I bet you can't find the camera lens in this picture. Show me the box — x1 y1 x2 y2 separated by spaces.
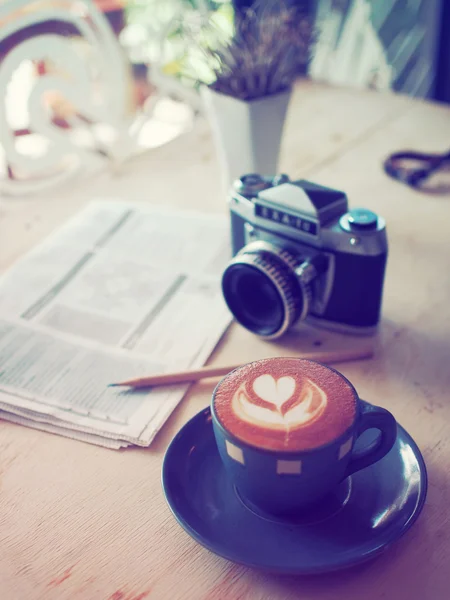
222 264 286 337
222 242 314 339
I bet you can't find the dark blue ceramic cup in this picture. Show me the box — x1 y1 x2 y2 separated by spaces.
211 359 397 515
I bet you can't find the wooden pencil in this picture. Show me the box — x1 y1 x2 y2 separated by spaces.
109 346 374 389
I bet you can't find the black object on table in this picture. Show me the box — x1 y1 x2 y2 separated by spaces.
384 149 450 189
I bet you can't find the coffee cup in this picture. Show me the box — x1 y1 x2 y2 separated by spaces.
211 357 397 514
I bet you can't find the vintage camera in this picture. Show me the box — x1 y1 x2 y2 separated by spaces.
222 173 388 338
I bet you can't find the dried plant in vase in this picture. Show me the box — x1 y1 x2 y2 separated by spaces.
184 0 315 190
199 0 314 100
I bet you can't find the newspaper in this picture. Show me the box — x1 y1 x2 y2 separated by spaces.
0 201 232 448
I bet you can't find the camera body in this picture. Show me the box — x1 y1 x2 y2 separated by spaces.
223 173 388 338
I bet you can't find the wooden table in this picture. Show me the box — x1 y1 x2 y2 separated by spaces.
1 81 449 599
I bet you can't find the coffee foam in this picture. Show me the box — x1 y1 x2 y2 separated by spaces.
213 358 357 452
233 375 327 429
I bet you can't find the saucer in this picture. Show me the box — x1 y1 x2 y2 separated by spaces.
162 407 427 574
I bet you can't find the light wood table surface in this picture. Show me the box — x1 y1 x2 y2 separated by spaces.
1 80 449 599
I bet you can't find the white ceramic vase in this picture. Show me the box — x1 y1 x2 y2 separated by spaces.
201 86 292 192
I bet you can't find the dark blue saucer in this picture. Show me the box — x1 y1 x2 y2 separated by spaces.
162 407 427 574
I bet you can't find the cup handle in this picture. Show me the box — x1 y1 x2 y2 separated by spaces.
344 400 397 478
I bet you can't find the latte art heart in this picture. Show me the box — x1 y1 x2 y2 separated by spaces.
252 375 296 409
232 372 328 431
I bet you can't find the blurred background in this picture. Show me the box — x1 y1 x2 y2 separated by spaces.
0 0 448 193
120 0 448 101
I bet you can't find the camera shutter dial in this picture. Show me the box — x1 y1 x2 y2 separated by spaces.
234 174 271 196
343 209 378 231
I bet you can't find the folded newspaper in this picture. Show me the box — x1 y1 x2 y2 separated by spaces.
0 201 232 448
